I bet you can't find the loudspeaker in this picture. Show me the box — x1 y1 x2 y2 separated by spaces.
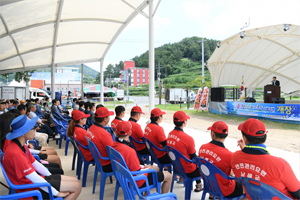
272 97 285 104
245 97 256 103
211 87 225 102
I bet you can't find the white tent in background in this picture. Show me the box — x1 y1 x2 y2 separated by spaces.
207 24 300 94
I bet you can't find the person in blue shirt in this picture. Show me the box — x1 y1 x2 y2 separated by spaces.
35 98 44 116
9 100 19 110
72 98 77 109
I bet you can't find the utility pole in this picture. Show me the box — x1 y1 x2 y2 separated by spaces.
156 62 162 105
108 74 112 88
199 39 206 84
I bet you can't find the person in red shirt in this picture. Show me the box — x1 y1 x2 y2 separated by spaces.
2 115 81 200
232 118 300 199
199 121 243 198
144 108 171 164
87 107 115 172
67 110 93 162
167 111 203 192
128 106 149 155
111 121 172 194
111 105 125 131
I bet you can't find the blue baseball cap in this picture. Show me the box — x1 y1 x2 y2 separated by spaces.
6 115 39 140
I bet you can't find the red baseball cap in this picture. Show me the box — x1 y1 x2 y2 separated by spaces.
173 111 190 122
95 107 114 118
71 110 90 121
151 108 166 117
207 121 228 134
131 106 145 114
238 118 267 137
116 121 132 136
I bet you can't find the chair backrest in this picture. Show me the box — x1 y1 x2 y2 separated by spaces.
143 137 164 164
111 160 144 200
239 177 292 200
193 157 230 197
164 146 193 178
73 137 88 161
86 137 108 172
104 127 116 142
128 136 140 151
105 145 129 170
86 118 94 127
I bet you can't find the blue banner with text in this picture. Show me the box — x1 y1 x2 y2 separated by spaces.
227 102 300 121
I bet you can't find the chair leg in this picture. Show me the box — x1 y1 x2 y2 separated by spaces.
93 168 98 194
59 135 62 149
65 138 70 156
77 157 82 180
109 176 113 184
99 173 108 200
185 180 193 200
114 181 119 200
170 173 176 192
201 190 207 200
82 162 89 187
72 149 77 171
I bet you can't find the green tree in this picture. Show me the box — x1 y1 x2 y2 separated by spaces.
14 71 35 83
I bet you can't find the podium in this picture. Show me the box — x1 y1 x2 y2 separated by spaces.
264 85 280 103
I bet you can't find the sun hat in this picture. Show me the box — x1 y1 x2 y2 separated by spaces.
6 115 39 140
151 108 166 117
207 121 228 134
131 106 145 114
20 100 25 103
238 118 267 137
94 107 114 118
173 111 190 122
72 110 90 121
115 121 132 136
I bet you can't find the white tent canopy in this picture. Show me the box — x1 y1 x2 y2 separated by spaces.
207 24 300 94
0 0 148 74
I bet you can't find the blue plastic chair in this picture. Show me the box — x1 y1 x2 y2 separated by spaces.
129 136 151 165
86 118 94 127
73 137 96 187
0 152 62 200
104 126 116 142
193 157 245 200
144 138 172 172
86 138 114 199
164 146 201 200
69 136 78 172
0 190 43 200
111 160 178 200
52 117 67 149
239 177 292 200
106 146 161 200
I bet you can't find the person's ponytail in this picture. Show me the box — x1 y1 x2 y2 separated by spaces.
67 119 76 137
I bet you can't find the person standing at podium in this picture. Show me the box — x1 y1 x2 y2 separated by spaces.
272 76 280 86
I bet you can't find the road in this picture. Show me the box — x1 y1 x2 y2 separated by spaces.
128 96 165 106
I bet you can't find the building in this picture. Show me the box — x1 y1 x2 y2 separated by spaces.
121 61 149 86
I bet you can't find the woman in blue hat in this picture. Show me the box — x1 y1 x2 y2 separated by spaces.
2 115 82 200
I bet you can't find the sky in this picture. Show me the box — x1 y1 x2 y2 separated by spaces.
85 0 300 72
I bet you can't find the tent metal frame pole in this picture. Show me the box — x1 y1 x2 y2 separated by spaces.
51 0 64 99
149 0 155 114
100 59 104 105
81 64 84 99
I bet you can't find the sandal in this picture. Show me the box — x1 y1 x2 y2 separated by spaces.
194 183 203 192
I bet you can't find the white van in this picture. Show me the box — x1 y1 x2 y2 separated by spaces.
29 87 51 101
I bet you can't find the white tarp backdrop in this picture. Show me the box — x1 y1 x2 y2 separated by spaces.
0 0 148 74
207 24 300 94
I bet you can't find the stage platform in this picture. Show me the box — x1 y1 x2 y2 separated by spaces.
210 100 300 124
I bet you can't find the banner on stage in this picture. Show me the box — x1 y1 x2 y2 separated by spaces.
227 102 300 121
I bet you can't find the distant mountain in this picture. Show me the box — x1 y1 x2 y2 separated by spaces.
35 64 98 79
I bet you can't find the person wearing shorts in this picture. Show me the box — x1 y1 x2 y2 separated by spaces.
2 115 81 200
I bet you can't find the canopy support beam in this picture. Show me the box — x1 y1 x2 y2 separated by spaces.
0 13 25 68
51 0 64 99
149 0 155 114
100 59 104 105
81 63 84 99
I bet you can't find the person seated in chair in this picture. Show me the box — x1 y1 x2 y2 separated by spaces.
199 121 243 198
35 98 44 116
232 118 300 199
84 102 95 126
87 107 115 172
144 108 171 164
67 110 93 162
128 106 148 155
112 121 172 194
111 105 125 131
2 115 81 200
78 101 85 112
167 111 203 192
9 100 19 110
